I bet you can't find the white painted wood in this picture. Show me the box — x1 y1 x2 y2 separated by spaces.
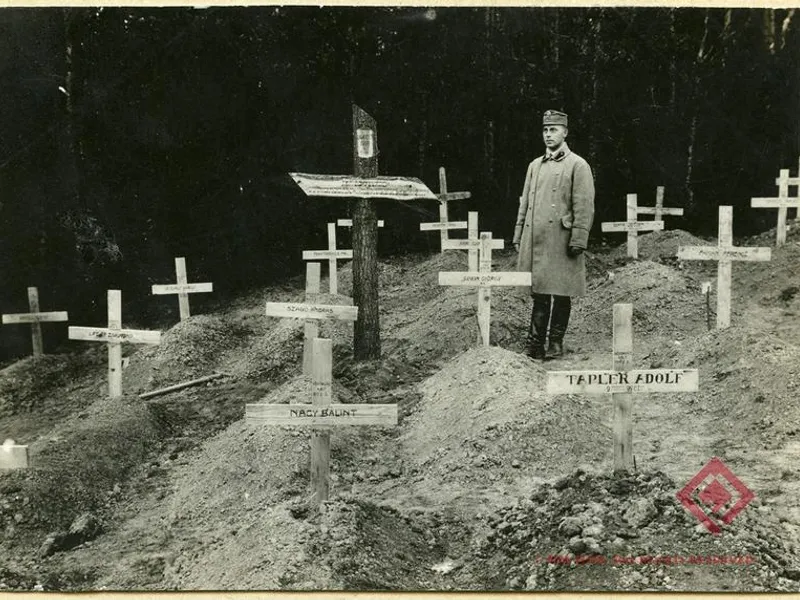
0 441 28 470
419 221 469 231
150 257 213 321
301 249 353 260
337 219 384 227
1 287 68 358
303 262 322 376
2 311 68 324
68 326 162 344
289 173 437 200
751 169 800 246
438 272 532 286
601 194 664 258
246 403 398 426
636 186 684 219
265 302 359 321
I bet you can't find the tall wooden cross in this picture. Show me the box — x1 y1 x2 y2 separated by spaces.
431 166 471 252
751 169 800 246
1 439 28 470
439 232 531 346
265 263 358 376
290 105 436 360
69 290 162 398
246 338 397 507
601 194 665 258
2 287 68 358
677 206 771 329
636 186 684 223
302 223 352 296
151 257 213 321
547 303 699 472
441 211 504 272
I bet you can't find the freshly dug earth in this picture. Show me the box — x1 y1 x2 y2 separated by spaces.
1 227 800 592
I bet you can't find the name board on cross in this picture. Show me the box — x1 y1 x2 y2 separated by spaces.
441 212 504 272
246 338 397 507
751 168 800 246
151 257 213 321
337 219 384 228
69 290 162 398
1 287 68 358
439 232 530 346
601 194 664 258
677 206 771 329
547 304 699 472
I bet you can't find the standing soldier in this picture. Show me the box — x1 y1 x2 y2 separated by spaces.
513 110 595 359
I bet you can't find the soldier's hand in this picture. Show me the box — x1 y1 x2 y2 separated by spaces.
567 246 584 258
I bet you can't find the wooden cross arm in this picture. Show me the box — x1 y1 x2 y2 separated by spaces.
265 302 359 321
245 403 398 426
601 221 665 232
546 369 699 394
151 283 213 295
439 271 532 287
302 250 353 260
751 197 800 209
68 326 162 344
337 219 384 227
420 221 468 231
2 311 68 324
677 246 771 262
441 239 505 251
637 207 684 216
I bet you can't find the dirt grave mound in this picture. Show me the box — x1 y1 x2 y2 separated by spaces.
607 229 712 264
466 468 799 592
400 346 611 487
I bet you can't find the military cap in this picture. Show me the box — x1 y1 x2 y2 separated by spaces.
543 110 568 127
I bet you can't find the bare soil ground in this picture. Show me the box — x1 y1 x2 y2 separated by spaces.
1 226 799 592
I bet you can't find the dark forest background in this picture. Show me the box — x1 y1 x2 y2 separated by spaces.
0 6 798 360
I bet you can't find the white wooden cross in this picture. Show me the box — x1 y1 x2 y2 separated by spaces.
636 186 684 223
602 194 665 258
151 257 213 321
2 287 68 358
265 266 358 376
677 206 771 329
441 211 504 272
246 337 397 507
302 223 353 295
337 218 384 228
419 168 470 251
1 439 29 470
439 232 531 346
751 169 800 246
547 303 699 472
69 290 162 398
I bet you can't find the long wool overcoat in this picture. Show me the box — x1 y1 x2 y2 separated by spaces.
513 143 595 296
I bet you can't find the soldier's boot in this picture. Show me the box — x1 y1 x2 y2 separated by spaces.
527 294 551 360
547 295 572 358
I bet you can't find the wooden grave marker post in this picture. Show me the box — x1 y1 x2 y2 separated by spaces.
151 257 213 321
429 166 472 252
439 232 531 346
636 186 684 223
547 303 700 472
2 287 68 358
69 290 162 398
677 206 771 329
246 338 398 507
302 223 352 296
1 439 29 470
265 269 359 376
601 194 665 258
290 104 436 361
442 211 504 272
751 169 800 246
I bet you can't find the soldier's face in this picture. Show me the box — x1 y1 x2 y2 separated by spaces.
543 125 567 150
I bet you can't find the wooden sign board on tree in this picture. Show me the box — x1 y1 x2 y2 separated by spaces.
677 206 771 329
151 257 213 321
1 440 29 470
751 169 800 246
246 338 398 507
289 173 437 201
601 194 664 258
69 290 161 398
2 287 68 358
546 303 699 472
